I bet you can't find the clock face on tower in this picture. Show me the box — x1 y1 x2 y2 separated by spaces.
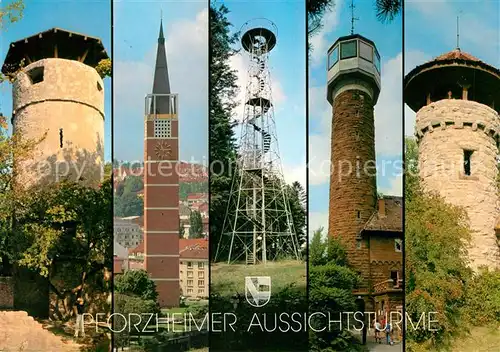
155 140 172 160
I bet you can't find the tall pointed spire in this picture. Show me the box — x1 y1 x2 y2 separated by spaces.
150 18 171 114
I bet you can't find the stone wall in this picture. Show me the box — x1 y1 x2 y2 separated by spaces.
12 58 105 188
416 99 500 269
328 89 377 289
0 277 14 308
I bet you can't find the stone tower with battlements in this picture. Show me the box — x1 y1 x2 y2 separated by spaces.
327 34 381 289
2 28 108 189
143 20 180 308
405 49 500 270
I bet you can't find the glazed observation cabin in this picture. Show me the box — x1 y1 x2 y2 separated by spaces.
326 34 381 105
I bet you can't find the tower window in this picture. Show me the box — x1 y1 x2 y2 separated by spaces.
97 81 103 92
395 239 402 252
27 66 44 84
390 271 399 286
356 239 362 249
356 210 361 219
464 150 473 176
59 128 63 148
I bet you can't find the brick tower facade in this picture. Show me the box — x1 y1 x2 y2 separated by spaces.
405 49 500 270
327 35 403 323
144 20 179 307
327 35 381 291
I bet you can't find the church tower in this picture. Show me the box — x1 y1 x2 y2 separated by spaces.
144 20 180 307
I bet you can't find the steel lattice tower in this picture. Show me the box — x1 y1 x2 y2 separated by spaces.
215 20 300 265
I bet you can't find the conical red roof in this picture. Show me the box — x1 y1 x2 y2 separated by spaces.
433 48 482 63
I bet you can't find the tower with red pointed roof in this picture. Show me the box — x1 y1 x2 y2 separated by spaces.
405 47 500 269
143 19 180 307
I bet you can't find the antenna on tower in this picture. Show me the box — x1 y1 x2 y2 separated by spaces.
456 10 462 50
350 0 359 35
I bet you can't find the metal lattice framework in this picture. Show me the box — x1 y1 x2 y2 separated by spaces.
215 20 300 265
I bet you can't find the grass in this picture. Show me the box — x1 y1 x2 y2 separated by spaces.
450 325 500 351
211 260 306 296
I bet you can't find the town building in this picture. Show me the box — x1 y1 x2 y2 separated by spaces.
114 216 143 248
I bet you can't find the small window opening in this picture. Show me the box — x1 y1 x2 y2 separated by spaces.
464 150 473 176
356 210 361 219
59 128 63 148
97 81 102 92
390 271 399 286
27 66 44 84
395 238 402 252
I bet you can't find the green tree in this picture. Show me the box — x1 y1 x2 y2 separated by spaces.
308 229 363 351
288 181 307 251
189 210 203 239
309 227 326 266
114 269 158 302
405 137 473 350
209 3 239 260
123 175 143 194
114 191 143 217
7 179 113 319
114 293 159 350
0 0 24 30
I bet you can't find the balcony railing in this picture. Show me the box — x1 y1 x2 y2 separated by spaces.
373 279 403 293
145 93 178 117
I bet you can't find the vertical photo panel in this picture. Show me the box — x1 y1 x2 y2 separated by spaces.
405 0 500 350
209 0 307 350
308 0 402 349
113 0 208 350
0 0 112 351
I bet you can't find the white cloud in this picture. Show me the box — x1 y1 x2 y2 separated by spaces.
374 53 403 156
308 211 329 237
309 0 344 67
379 173 403 197
282 160 306 188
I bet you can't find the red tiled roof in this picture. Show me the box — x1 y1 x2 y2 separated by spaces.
180 246 208 260
433 49 481 62
362 196 402 233
179 238 208 251
128 241 144 255
187 193 207 200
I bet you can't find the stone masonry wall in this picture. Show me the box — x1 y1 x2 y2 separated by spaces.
0 277 14 308
12 58 104 188
328 90 377 289
416 99 500 269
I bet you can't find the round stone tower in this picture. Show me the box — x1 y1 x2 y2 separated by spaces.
405 49 500 269
327 34 381 288
2 28 109 188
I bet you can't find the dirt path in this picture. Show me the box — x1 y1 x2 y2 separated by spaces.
0 311 81 352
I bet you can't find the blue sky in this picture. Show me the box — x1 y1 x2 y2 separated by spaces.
114 1 207 165
0 0 111 160
308 0 403 234
404 0 499 136
221 0 306 187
